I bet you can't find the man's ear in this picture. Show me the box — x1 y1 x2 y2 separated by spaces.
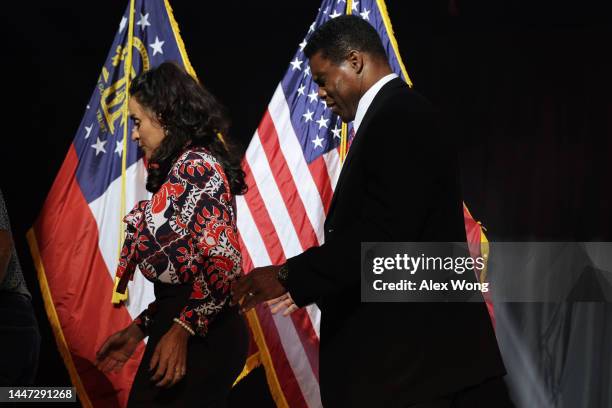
347 50 364 75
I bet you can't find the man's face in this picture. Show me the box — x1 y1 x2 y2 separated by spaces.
309 51 362 123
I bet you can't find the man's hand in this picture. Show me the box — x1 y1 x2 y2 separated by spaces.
149 322 190 388
95 323 144 373
231 265 287 313
267 293 298 316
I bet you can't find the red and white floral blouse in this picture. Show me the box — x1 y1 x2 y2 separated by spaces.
115 147 242 337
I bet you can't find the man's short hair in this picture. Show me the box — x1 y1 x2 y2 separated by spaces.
304 15 387 64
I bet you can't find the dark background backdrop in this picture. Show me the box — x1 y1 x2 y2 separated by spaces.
1 0 611 405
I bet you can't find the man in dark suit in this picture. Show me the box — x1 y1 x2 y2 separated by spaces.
232 15 512 408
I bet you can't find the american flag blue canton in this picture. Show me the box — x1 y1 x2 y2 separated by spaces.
72 0 188 204
281 0 408 164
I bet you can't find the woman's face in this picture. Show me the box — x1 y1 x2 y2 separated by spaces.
128 97 166 160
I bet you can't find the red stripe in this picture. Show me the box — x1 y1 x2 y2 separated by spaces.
238 234 255 274
238 238 309 408
307 155 334 214
34 145 144 408
241 161 285 265
258 111 319 249
257 304 309 408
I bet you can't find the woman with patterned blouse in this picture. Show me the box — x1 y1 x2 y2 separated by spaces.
95 62 248 407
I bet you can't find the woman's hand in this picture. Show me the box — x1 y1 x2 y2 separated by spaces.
267 292 298 316
95 323 144 373
149 322 191 388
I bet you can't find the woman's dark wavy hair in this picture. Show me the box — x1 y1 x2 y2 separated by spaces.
129 62 246 195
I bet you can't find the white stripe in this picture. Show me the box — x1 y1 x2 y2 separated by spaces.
272 312 322 407
322 147 342 192
245 132 303 259
305 304 321 338
236 195 270 268
268 85 326 245
88 159 154 319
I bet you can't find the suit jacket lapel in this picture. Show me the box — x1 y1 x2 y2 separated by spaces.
326 78 405 220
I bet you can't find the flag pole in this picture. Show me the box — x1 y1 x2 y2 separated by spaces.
339 0 354 163
120 0 136 252
114 0 136 303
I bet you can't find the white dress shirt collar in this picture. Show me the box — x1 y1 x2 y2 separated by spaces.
353 73 398 133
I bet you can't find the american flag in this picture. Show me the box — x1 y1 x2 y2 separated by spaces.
238 1 493 406
237 1 414 407
27 1 198 406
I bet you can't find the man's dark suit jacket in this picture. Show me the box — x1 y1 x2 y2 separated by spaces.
286 78 506 407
